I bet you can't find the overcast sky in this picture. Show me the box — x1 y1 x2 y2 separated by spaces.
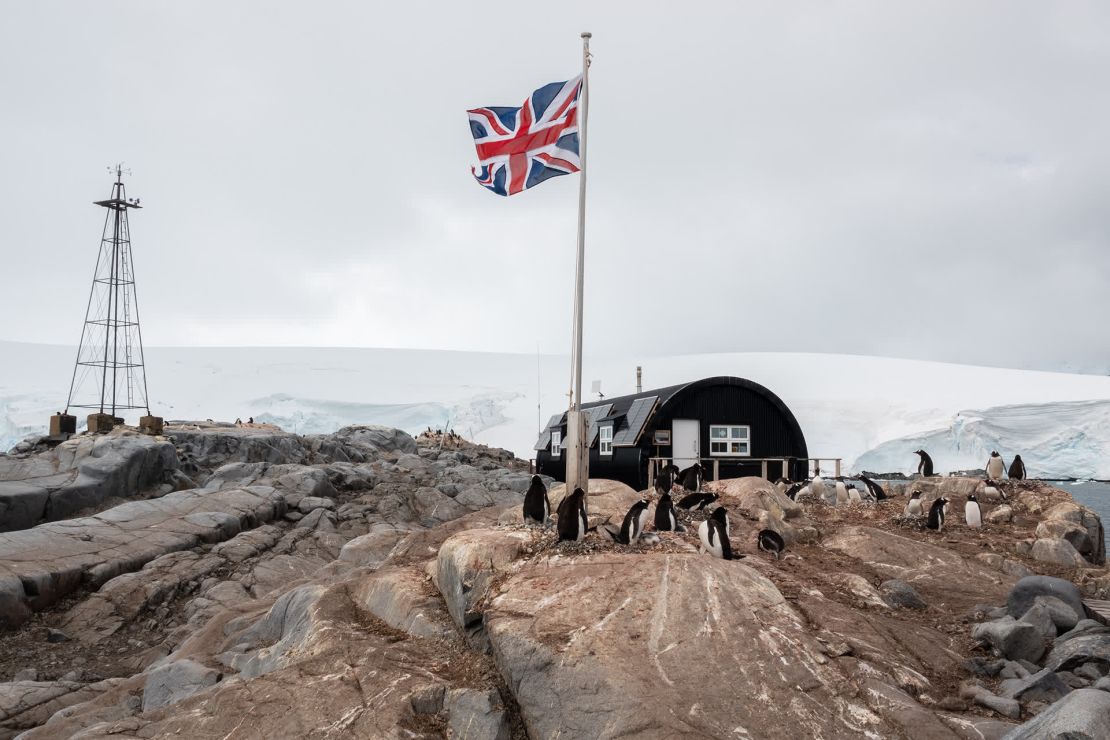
2 2 1108 372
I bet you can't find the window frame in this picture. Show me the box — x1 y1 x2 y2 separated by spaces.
550 430 562 458
599 425 613 456
708 424 751 457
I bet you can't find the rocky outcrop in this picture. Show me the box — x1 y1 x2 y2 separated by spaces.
0 431 180 532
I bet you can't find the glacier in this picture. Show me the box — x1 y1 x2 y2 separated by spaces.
3 341 1110 479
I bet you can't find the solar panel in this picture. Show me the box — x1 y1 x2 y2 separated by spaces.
533 413 565 451
613 396 658 446
584 404 613 446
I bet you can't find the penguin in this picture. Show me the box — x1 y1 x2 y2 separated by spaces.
1008 455 1027 480
784 481 806 501
904 490 923 517
926 497 949 531
856 474 888 501
834 480 849 504
676 492 719 510
965 493 983 529
757 529 786 560
522 475 550 525
847 485 862 503
556 487 589 542
678 463 705 492
698 507 737 560
914 450 935 477
655 464 680 495
792 484 813 503
810 476 828 502
986 451 1005 481
653 492 685 532
604 499 651 544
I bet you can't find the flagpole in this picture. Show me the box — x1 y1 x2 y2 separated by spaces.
567 31 591 509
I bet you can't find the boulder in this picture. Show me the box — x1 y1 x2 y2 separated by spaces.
444 688 510 740
1040 501 1105 565
1030 537 1087 568
959 683 1021 720
986 505 1014 524
1000 688 1110 739
1007 576 1086 623
296 496 336 513
972 617 1046 663
1043 633 1110 673
1019 602 1059 641
436 528 533 631
1033 595 1081 633
330 425 417 457
710 476 802 519
486 553 901 738
998 667 1071 704
880 580 927 610
142 659 220 711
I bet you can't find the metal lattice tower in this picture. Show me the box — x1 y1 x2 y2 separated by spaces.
64 166 151 417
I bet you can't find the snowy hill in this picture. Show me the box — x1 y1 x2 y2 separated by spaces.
4 341 1110 478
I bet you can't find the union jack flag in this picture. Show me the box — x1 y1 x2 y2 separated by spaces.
467 76 582 196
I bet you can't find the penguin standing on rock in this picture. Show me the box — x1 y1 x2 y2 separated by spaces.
556 488 589 542
905 491 924 517
1008 455 1027 480
811 476 828 502
654 492 685 532
857 474 888 501
604 499 651 544
698 507 739 560
522 475 550 525
926 498 949 531
986 452 1005 481
757 529 786 560
914 450 935 477
678 463 705 492
655 464 680 495
965 494 983 529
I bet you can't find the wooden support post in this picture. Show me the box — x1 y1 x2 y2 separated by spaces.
835 459 842 477
760 460 768 480
782 459 789 480
647 458 655 492
712 459 719 481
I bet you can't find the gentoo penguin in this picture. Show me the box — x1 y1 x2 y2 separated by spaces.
926 497 949 531
810 476 828 502
986 452 1005 481
676 491 719 510
678 463 705 492
604 499 651 544
757 529 786 560
655 464 681 495
556 487 589 542
522 475 550 525
1008 455 1027 480
847 484 862 503
914 450 935 477
653 492 685 532
698 507 736 560
904 491 924 517
784 481 806 501
834 480 849 504
793 484 813 503
856 474 888 501
965 494 983 529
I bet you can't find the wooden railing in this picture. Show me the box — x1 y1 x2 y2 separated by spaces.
647 456 842 490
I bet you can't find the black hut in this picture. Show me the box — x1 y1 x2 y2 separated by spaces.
534 376 809 491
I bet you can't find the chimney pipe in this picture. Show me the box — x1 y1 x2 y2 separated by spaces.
636 366 642 393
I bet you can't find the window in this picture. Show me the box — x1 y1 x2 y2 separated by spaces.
551 430 561 458
709 425 750 456
599 425 613 455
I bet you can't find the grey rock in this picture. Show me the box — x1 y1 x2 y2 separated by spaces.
331 425 417 457
13 668 37 681
1075 663 1106 681
999 667 1071 703
284 511 303 522
409 684 446 715
1095 676 1110 692
46 628 69 643
986 505 1014 524
1032 595 1081 634
1007 576 1087 624
1030 537 1087 568
295 508 338 532
960 683 1022 719
297 496 336 514
1000 688 1110 739
1058 670 1089 689
973 617 1047 663
998 661 1031 680
1043 633 1110 673
1020 602 1059 641
965 657 1007 677
445 688 510 740
142 658 220 711
1055 620 1110 648
880 579 927 610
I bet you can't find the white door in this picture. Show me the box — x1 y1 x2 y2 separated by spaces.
672 419 699 470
